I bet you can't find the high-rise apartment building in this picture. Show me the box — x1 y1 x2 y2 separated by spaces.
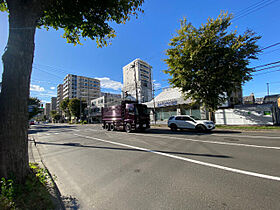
122 58 152 103
51 97 57 111
63 74 101 104
44 103 51 118
56 84 63 110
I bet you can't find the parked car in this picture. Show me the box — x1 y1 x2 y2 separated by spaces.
168 115 215 132
29 120 35 125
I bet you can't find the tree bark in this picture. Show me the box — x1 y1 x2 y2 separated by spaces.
0 0 42 183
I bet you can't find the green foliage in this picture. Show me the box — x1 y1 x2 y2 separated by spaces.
1 1 144 45
0 163 53 209
0 178 15 209
164 11 261 111
68 98 86 119
37 0 144 46
28 97 42 120
60 97 71 118
0 1 7 12
50 110 61 121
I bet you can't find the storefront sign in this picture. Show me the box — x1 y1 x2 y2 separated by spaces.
157 100 177 107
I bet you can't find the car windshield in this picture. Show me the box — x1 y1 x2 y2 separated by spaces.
190 116 200 120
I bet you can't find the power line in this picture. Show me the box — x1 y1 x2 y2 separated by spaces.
233 0 279 21
234 0 271 17
252 60 280 69
253 68 280 76
254 64 280 72
260 42 280 51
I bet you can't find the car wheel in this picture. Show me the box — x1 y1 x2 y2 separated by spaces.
125 123 132 133
196 124 206 132
170 124 177 131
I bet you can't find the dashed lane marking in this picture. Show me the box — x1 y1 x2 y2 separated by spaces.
74 133 280 182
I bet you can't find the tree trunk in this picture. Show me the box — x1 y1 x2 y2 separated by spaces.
0 1 40 183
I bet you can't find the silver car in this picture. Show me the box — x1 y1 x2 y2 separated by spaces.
168 115 215 132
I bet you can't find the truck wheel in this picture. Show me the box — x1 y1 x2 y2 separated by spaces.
104 124 109 130
110 124 115 131
107 124 111 131
125 123 132 133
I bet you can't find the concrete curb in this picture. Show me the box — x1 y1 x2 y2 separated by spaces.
29 138 65 210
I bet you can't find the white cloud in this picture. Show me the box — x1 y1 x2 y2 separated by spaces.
152 80 162 89
30 84 45 92
50 87 55 90
95 77 123 91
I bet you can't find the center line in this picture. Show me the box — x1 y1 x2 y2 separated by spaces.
74 133 280 182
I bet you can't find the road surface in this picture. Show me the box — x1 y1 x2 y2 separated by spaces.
29 124 280 209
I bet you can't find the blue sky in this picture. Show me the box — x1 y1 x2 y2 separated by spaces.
1 0 280 103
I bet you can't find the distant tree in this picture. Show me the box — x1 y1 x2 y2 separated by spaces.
28 97 42 120
68 98 87 120
0 0 144 182
50 110 61 122
60 97 70 119
164 12 261 118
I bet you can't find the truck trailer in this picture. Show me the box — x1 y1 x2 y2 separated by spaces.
101 100 150 132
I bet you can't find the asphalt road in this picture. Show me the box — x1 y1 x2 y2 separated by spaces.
29 124 280 210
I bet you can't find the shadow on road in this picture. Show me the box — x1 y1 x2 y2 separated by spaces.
35 141 232 159
28 125 77 134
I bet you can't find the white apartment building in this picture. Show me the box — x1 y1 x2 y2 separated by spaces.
56 84 63 111
91 92 122 108
63 74 101 104
122 58 152 103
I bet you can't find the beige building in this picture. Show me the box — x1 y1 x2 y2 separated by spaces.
122 58 152 103
44 103 51 119
51 97 57 111
56 84 63 111
63 74 101 104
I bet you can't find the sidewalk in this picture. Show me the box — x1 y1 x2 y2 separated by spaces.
28 137 65 210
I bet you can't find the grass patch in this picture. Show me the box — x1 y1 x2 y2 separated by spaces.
0 163 55 210
216 125 280 130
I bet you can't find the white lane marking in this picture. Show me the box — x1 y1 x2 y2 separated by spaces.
74 133 280 182
211 133 280 139
46 134 50 136
130 133 280 150
54 133 59 135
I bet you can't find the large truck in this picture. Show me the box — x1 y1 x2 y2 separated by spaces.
101 100 150 132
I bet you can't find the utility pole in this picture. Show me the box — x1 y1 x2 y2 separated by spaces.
152 82 156 125
131 62 138 103
79 97 82 121
267 83 270 96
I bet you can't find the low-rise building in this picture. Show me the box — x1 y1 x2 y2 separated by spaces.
144 87 206 122
263 94 280 104
88 93 122 122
